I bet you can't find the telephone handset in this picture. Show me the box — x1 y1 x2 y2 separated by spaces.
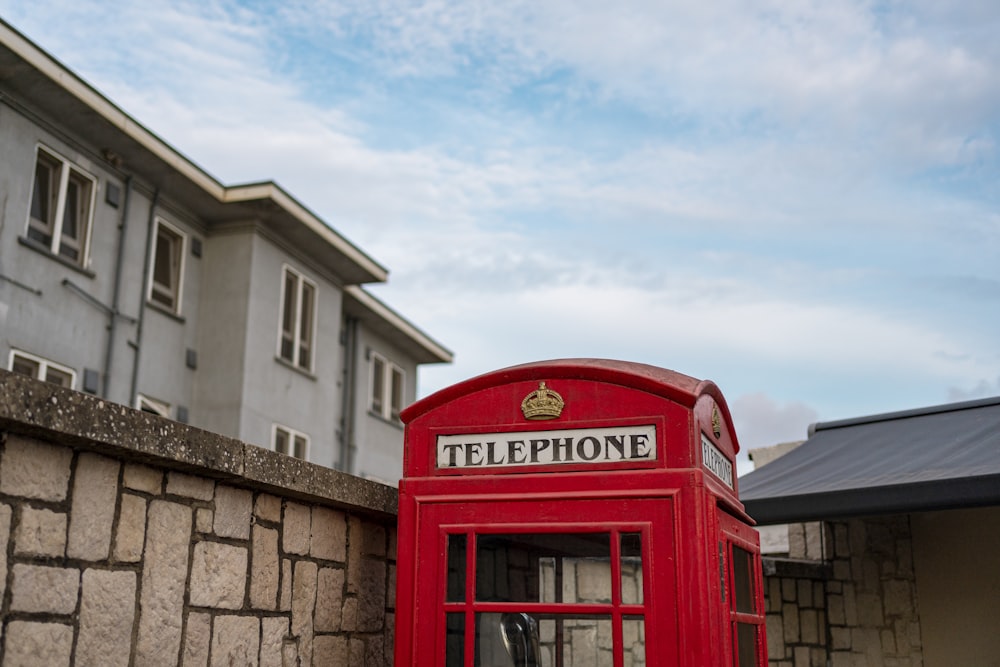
500 613 541 667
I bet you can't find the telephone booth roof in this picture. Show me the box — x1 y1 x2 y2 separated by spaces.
401 358 743 495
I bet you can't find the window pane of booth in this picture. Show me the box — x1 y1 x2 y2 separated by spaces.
620 532 643 605
623 616 647 667
446 613 465 667
476 613 615 667
476 533 611 603
448 533 467 602
732 546 754 614
736 622 758 667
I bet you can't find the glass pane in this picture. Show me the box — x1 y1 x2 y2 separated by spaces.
371 357 385 412
11 355 40 379
476 533 610 603
390 367 404 419
30 155 57 227
476 613 613 667
297 282 313 368
620 532 643 605
274 429 289 455
446 613 465 667
293 435 308 459
622 616 646 667
44 366 73 388
282 271 296 338
736 622 758 667
447 533 467 602
732 546 754 614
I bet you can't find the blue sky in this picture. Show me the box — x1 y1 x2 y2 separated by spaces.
4 1 998 472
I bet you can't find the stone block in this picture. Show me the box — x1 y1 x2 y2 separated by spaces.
283 501 311 555
766 614 786 659
884 580 913 618
136 500 192 665
166 471 215 500
362 521 387 557
251 525 280 609
315 567 346 632
782 578 797 602
311 506 347 561
214 485 252 539
77 569 137 667
195 507 213 534
291 560 318 666
782 603 800 643
68 452 120 560
857 592 885 626
255 493 282 523
189 541 248 609
10 563 80 614
211 615 260 667
15 506 67 557
260 616 288 667
0 503 10 601
123 463 163 494
182 612 211 667
3 621 73 667
313 635 349 664
0 434 73 500
800 609 819 644
114 494 147 562
280 558 293 611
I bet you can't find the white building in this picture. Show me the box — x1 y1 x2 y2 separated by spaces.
0 19 451 483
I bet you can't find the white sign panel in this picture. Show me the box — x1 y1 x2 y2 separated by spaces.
701 434 734 489
437 425 657 470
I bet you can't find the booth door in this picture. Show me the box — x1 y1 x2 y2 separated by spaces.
414 498 677 667
718 511 767 667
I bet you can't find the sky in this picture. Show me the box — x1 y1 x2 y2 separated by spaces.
3 1 998 473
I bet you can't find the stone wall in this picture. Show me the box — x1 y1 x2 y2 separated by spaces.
0 370 398 667
764 517 923 667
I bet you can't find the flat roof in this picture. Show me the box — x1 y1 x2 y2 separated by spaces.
740 396 1000 524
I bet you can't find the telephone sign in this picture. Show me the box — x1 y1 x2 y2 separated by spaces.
394 359 766 666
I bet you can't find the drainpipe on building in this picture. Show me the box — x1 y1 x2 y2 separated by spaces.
102 175 132 398
129 189 158 403
339 316 359 474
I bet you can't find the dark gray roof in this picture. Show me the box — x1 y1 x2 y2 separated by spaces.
739 396 1000 525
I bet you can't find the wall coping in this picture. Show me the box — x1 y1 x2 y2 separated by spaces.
0 370 399 519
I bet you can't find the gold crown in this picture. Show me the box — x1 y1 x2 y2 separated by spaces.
521 382 564 420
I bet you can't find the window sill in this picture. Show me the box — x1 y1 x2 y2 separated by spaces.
274 356 317 381
367 410 404 431
145 300 186 324
18 236 96 278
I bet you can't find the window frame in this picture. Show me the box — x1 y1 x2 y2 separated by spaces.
272 423 310 460
26 144 97 268
135 394 171 418
276 265 317 372
369 352 405 422
8 349 76 389
147 217 187 315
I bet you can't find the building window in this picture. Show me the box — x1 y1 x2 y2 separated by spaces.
148 219 186 313
273 424 309 460
278 266 316 371
27 146 96 266
370 353 405 421
8 350 75 388
136 394 171 418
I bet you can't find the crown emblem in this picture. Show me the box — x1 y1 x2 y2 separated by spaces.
521 382 565 420
711 406 722 439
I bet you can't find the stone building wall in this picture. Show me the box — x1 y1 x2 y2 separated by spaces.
0 370 398 667
764 516 923 667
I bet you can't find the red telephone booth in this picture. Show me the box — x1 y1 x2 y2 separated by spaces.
395 359 766 666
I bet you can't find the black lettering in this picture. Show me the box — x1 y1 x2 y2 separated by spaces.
486 441 504 465
629 433 650 459
441 443 463 467
464 442 483 467
551 437 573 462
577 436 601 461
605 434 626 459
529 439 550 463
507 440 527 464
